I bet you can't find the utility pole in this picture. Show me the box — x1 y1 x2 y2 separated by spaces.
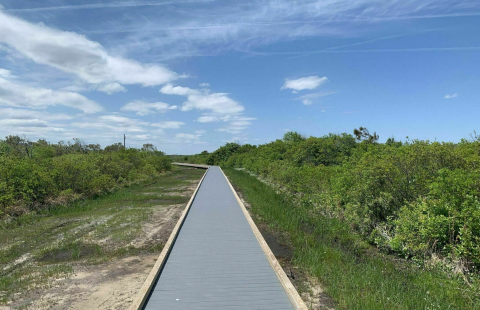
124 134 126 149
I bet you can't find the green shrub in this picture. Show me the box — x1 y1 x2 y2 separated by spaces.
0 136 171 217
188 133 480 269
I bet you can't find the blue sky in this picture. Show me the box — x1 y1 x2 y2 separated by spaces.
0 0 479 154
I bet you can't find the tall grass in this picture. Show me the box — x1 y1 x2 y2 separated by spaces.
224 168 480 310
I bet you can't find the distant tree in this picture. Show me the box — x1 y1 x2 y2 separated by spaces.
105 142 125 152
469 130 480 142
385 137 402 147
86 144 102 152
142 143 157 152
353 127 379 144
283 131 306 143
5 135 33 158
35 139 49 147
200 150 209 155
70 138 88 154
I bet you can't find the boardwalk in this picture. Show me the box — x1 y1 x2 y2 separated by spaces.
142 166 297 310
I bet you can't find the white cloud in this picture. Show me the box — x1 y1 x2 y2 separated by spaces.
121 100 177 116
96 83 126 95
172 133 206 144
0 11 178 87
199 83 210 87
88 0 479 61
72 115 186 141
0 108 73 121
295 91 337 105
159 84 198 96
444 93 458 99
3 1 210 12
60 84 89 92
151 121 185 129
0 77 103 113
195 129 206 134
176 133 198 140
216 116 256 134
0 119 49 127
72 115 148 133
197 115 220 123
281 76 328 91
0 69 14 78
183 93 244 114
160 84 244 115
0 108 70 136
197 113 256 134
0 118 66 135
98 115 148 126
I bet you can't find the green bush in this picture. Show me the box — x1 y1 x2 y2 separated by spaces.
186 131 480 268
0 137 172 217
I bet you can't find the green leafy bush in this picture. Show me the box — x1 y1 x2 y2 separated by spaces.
0 137 171 217
186 131 480 268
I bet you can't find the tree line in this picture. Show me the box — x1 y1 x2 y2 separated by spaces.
185 128 480 270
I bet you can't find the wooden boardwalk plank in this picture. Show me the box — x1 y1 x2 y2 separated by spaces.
140 166 304 310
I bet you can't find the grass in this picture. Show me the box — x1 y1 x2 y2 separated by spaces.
0 166 204 305
223 168 480 310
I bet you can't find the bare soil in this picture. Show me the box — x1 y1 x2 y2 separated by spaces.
7 255 157 310
1 167 204 310
5 203 185 310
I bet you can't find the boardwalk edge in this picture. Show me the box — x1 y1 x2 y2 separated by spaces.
220 168 309 310
129 164 208 310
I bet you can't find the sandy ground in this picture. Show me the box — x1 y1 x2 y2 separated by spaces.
5 203 183 310
11 255 157 310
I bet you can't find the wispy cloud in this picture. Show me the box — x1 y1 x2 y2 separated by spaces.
244 46 480 56
0 77 103 113
96 83 127 95
295 91 337 105
2 0 214 12
160 84 244 115
0 108 73 121
444 93 458 99
0 68 15 78
215 116 257 134
0 11 178 88
121 100 177 116
76 0 480 60
281 76 328 92
151 121 185 129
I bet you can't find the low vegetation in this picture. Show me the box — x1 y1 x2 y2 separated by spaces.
225 168 480 309
0 136 171 218
0 166 204 306
186 129 480 305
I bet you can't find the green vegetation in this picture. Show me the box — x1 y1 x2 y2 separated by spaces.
224 168 480 309
186 129 480 303
0 136 172 218
0 166 204 304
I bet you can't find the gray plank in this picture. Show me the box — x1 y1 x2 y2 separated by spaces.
143 167 295 310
